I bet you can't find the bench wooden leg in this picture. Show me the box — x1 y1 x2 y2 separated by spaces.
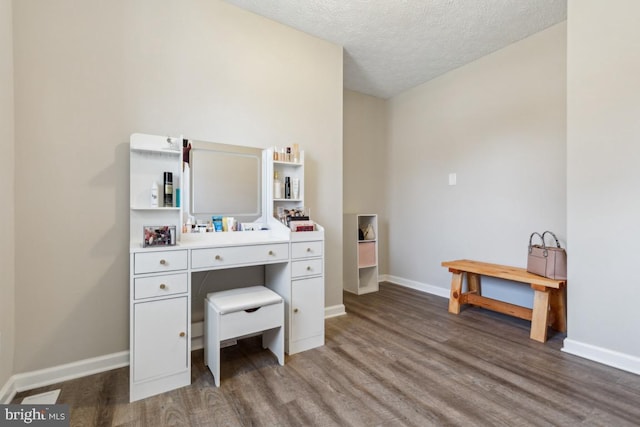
530 286 550 342
468 272 481 295
448 271 463 314
549 286 567 333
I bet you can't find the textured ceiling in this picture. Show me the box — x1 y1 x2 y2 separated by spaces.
223 0 567 99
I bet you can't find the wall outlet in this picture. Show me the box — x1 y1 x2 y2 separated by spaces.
448 173 457 186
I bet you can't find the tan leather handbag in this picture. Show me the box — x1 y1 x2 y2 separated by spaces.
527 231 567 280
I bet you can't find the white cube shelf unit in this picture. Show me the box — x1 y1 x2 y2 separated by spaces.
343 214 379 294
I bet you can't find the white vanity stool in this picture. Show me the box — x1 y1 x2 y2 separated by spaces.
205 286 285 387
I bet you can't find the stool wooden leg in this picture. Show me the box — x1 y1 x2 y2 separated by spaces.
263 326 285 366
448 271 463 314
204 302 209 365
530 287 550 342
212 316 221 387
549 286 567 333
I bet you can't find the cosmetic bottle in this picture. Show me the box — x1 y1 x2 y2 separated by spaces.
274 170 283 199
284 176 291 199
163 172 173 207
292 178 299 199
150 182 159 207
286 147 291 162
293 144 300 163
174 175 180 208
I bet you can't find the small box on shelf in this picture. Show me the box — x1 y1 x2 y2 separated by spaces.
289 220 315 232
143 225 176 247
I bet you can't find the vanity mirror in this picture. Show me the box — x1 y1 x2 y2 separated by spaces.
188 140 263 222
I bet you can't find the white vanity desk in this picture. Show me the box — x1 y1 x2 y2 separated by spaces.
130 224 324 402
129 134 325 402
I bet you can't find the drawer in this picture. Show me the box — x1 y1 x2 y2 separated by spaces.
134 250 188 274
291 241 323 259
192 243 289 269
218 301 284 341
291 258 323 278
134 273 188 300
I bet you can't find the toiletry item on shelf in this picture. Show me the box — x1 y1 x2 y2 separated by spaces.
174 175 180 208
292 178 299 199
223 217 235 232
150 182 159 207
274 170 283 199
163 172 173 207
293 144 300 163
284 176 291 199
212 216 223 232
286 147 291 162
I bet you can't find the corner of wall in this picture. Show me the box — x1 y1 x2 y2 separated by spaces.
0 0 16 390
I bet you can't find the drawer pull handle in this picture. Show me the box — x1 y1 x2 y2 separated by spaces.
159 284 166 290
215 255 221 260
268 250 274 256
306 266 312 271
306 247 312 252
179 332 186 337
159 259 167 265
294 308 299 313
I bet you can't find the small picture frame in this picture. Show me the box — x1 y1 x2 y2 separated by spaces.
143 225 176 247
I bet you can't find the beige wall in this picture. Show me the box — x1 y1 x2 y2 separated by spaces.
565 0 640 364
386 23 567 304
343 90 389 274
13 0 342 373
0 0 15 388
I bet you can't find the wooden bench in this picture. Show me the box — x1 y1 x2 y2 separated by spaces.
442 259 567 342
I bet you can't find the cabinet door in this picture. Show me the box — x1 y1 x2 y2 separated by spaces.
133 297 188 382
291 277 324 342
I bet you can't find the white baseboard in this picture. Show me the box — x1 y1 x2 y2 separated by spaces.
0 376 17 405
562 338 640 376
1 351 129 404
325 304 346 318
382 274 450 299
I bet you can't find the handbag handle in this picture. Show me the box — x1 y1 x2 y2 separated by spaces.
542 231 562 248
528 232 545 254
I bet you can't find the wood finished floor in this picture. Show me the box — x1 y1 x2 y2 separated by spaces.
13 283 640 426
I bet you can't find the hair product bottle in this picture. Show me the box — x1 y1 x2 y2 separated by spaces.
284 176 291 199
164 172 173 207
